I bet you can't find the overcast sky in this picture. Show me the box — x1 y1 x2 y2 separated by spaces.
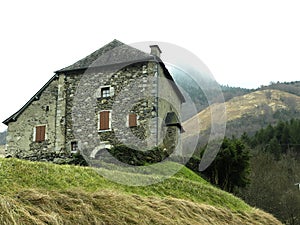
1 0 300 131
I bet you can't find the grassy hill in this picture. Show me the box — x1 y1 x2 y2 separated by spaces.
172 71 251 115
174 70 299 121
183 89 300 140
0 158 281 224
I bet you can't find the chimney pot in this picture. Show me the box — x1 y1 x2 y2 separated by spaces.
150 45 162 57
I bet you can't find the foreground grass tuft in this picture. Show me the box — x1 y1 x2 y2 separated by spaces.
0 158 282 224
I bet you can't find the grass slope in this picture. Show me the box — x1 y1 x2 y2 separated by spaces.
0 158 281 224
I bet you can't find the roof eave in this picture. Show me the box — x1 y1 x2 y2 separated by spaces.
2 74 59 126
156 57 185 103
55 56 155 74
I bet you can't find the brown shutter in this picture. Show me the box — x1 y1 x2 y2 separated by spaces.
35 127 41 142
36 125 46 142
100 111 110 130
129 114 137 127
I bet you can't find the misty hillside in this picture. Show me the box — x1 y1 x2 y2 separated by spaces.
183 89 300 140
172 69 300 123
173 70 300 140
172 70 251 113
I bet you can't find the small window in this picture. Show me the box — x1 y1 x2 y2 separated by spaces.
101 87 110 98
71 141 79 153
128 113 137 127
99 111 111 131
35 125 46 142
95 86 114 98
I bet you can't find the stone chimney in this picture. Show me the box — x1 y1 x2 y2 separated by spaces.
150 45 162 58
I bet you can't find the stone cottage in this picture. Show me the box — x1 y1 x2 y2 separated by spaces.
3 40 184 163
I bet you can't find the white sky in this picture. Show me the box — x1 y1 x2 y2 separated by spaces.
1 0 300 131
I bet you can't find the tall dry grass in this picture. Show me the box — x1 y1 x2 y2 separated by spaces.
0 189 282 225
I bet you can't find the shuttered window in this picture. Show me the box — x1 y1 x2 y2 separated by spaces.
99 111 110 130
128 113 137 127
35 125 46 142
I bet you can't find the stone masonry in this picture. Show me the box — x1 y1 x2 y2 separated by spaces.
3 40 184 163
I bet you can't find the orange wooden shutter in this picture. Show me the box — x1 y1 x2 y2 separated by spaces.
36 125 46 142
100 111 110 130
129 114 137 127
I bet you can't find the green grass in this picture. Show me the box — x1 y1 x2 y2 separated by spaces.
0 158 248 211
0 158 282 224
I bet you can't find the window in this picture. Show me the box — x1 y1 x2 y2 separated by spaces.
128 113 137 127
99 110 111 131
101 87 110 98
35 125 46 142
71 141 79 153
95 86 114 98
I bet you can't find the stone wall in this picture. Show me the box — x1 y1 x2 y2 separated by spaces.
64 71 82 153
5 59 182 163
65 62 159 157
6 78 60 159
157 63 182 154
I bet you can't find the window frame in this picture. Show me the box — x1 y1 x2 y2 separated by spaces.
95 85 114 98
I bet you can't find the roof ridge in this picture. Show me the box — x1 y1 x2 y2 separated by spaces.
57 40 151 73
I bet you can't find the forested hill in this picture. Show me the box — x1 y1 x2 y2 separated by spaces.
259 81 300 97
237 118 300 224
221 85 252 101
221 81 300 103
244 118 300 158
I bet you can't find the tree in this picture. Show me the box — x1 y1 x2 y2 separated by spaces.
266 137 281 160
200 137 250 193
238 151 300 225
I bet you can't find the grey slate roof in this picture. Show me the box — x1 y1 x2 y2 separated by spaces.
57 39 153 72
3 40 185 126
165 112 180 126
3 74 59 125
165 112 184 133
